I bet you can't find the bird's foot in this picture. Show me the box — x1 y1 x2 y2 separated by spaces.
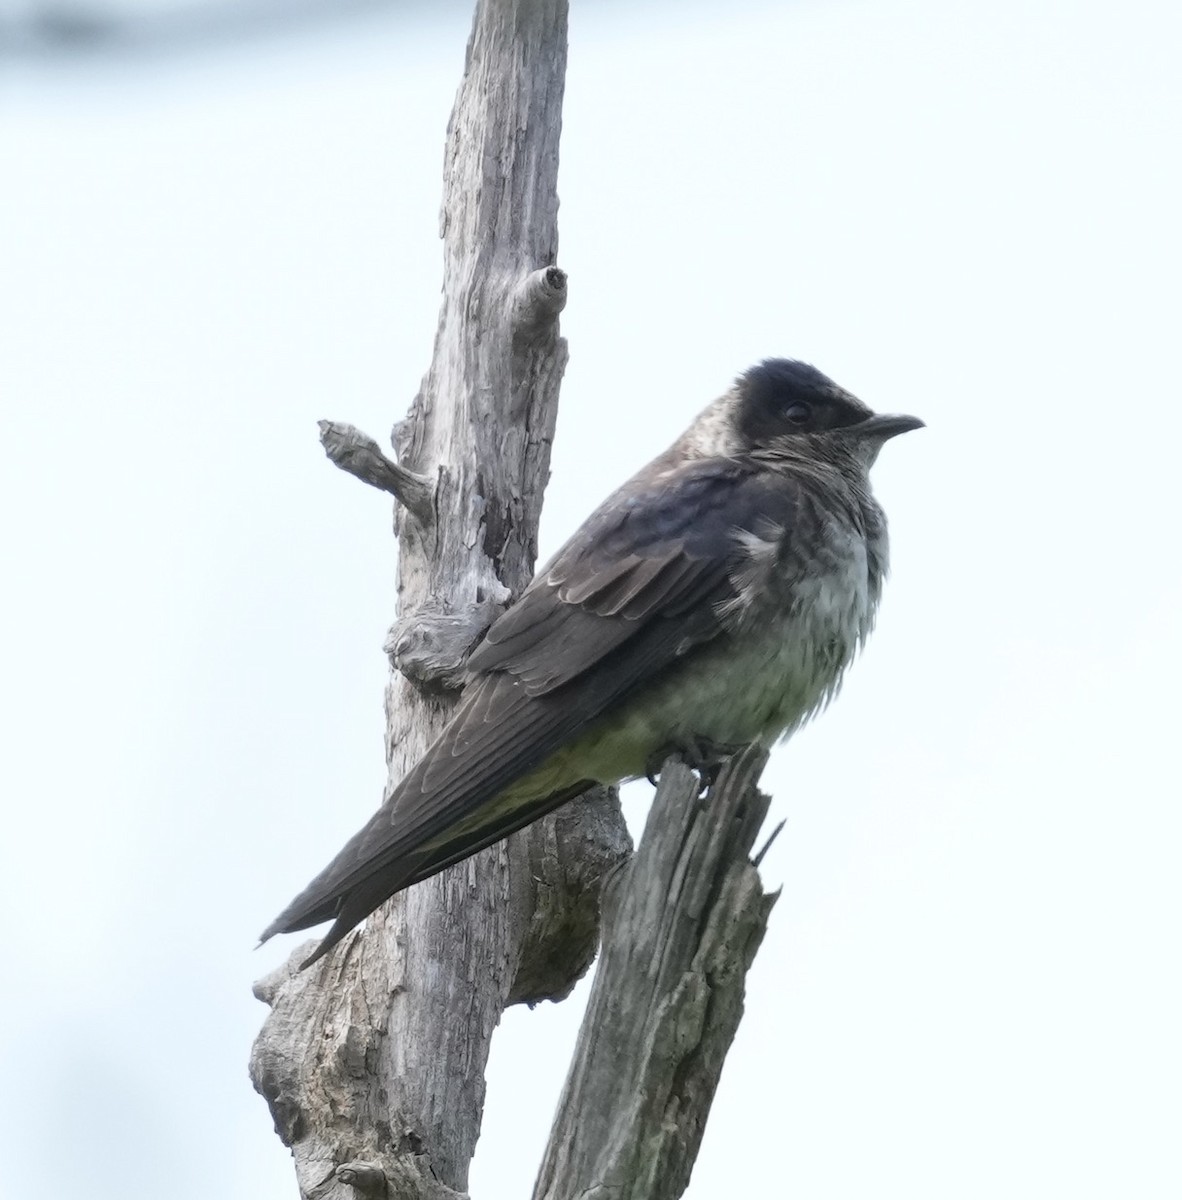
645 735 748 794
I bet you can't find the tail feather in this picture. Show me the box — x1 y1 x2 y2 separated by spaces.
260 779 597 968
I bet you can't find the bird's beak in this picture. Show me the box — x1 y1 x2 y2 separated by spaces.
855 412 925 440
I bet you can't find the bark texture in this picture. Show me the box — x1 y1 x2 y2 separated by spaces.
251 3 630 1196
252 5 781 1199
533 748 779 1200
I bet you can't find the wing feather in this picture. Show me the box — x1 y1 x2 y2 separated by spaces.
264 456 801 963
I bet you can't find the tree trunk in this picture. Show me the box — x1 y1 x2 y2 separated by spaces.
251 5 779 1198
251 3 630 1196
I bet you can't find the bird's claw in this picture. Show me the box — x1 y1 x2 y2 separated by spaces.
645 736 746 794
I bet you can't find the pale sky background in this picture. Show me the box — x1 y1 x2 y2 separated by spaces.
2 1 1180 1197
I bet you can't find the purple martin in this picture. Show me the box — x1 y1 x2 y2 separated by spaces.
262 359 922 965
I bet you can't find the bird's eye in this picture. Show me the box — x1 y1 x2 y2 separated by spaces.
783 401 812 425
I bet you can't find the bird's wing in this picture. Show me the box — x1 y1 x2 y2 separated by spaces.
264 457 799 961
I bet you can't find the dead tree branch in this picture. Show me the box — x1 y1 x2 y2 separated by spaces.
534 747 779 1200
252 6 781 1200
317 420 435 524
251 2 631 1196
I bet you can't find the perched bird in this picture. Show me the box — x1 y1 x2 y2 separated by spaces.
263 359 922 965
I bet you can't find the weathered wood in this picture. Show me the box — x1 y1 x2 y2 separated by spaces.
317 420 435 523
533 747 780 1200
253 6 783 1198
250 2 631 1196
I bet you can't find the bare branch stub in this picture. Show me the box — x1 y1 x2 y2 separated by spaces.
383 594 510 694
335 1161 387 1197
533 745 780 1200
317 419 435 523
753 816 788 867
512 265 568 333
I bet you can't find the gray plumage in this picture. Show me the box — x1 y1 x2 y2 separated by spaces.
262 358 922 965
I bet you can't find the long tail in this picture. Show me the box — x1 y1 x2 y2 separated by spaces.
261 777 594 969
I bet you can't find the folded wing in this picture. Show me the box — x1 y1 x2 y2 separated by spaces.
263 457 798 964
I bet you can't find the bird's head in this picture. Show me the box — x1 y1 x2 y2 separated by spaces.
679 358 923 471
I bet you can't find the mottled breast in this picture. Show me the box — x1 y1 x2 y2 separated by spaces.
550 486 889 785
